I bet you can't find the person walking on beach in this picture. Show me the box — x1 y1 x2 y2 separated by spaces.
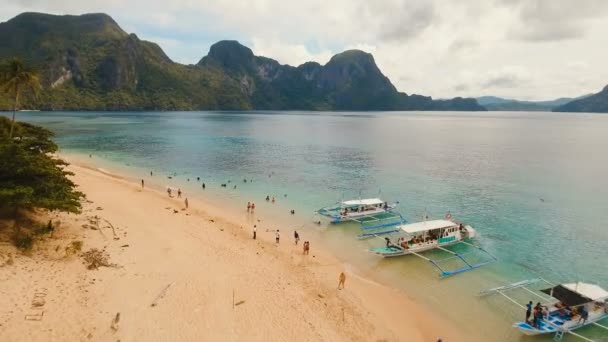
294 231 300 245
247 202 251 212
167 188 172 197
185 198 189 209
141 179 144 189
303 241 310 255
253 225 257 240
338 272 346 290
251 202 255 212
177 188 182 198
525 301 533 323
275 230 280 244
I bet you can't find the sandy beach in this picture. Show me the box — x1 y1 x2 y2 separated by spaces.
0 162 465 342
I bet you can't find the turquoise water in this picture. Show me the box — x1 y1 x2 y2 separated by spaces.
6 111 608 341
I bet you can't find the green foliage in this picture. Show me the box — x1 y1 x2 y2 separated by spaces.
11 228 33 250
0 116 84 215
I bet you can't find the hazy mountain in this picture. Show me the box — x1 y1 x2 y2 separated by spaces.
476 95 591 111
553 85 608 113
0 12 484 111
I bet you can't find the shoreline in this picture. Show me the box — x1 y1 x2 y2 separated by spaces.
0 157 465 341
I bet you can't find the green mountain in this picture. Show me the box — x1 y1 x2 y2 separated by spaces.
476 95 591 112
0 12 484 111
553 85 608 113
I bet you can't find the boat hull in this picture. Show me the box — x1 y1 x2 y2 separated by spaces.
371 238 461 257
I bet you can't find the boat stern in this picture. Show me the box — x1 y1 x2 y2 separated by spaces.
463 225 476 239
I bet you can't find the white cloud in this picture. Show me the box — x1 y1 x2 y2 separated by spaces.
1 0 608 100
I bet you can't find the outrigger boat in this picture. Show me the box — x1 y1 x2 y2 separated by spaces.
369 218 497 277
480 278 608 341
317 198 399 223
316 198 404 238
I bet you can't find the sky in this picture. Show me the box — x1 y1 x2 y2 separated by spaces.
1 0 607 100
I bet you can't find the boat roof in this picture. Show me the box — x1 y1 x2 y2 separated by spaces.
541 282 608 306
342 198 383 206
399 220 457 234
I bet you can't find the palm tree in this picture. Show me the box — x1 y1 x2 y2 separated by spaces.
1 58 41 139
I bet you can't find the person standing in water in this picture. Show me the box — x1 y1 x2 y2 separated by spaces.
294 231 300 245
185 198 189 209
247 202 251 212
202 183 206 189
338 272 346 290
141 179 144 189
275 230 280 244
251 203 255 212
177 189 182 198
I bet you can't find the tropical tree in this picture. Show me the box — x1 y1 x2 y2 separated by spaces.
0 116 84 218
0 58 41 139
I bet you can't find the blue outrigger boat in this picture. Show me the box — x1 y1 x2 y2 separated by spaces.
316 198 404 238
480 279 608 341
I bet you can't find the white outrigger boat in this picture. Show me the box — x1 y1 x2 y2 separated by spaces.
369 219 497 277
480 278 608 341
316 198 404 238
317 198 399 223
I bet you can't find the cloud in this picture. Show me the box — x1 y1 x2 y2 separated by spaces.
502 0 608 41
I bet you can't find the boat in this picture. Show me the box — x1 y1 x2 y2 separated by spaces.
480 279 608 341
316 198 399 224
369 218 497 277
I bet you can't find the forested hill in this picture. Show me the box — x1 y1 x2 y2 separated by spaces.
0 12 485 111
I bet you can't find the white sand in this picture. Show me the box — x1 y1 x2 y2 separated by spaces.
0 163 464 341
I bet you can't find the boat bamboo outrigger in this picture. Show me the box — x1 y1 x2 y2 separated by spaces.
480 278 608 341
369 218 497 277
317 198 399 224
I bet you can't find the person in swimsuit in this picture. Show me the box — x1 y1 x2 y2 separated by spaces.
338 272 346 289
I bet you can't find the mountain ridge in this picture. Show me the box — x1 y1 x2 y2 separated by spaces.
553 85 608 113
0 12 484 111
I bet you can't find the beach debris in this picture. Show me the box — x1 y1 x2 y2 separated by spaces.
317 294 325 299
103 219 119 240
110 312 120 332
234 300 245 306
120 244 129 248
81 248 116 270
151 283 173 307
65 240 83 257
96 207 103 211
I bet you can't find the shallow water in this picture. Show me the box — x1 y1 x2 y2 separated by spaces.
6 110 608 341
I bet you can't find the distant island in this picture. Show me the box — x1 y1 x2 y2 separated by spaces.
476 95 591 112
0 12 484 112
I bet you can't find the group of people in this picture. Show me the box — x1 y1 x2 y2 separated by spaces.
265 195 275 203
526 301 548 328
526 300 591 329
246 202 256 212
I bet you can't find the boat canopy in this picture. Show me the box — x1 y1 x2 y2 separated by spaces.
399 220 456 234
342 198 384 206
541 282 608 306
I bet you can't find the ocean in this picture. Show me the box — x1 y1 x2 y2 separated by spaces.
6 110 608 341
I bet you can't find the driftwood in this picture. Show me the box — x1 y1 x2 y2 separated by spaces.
110 312 120 332
150 283 173 307
103 219 119 240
